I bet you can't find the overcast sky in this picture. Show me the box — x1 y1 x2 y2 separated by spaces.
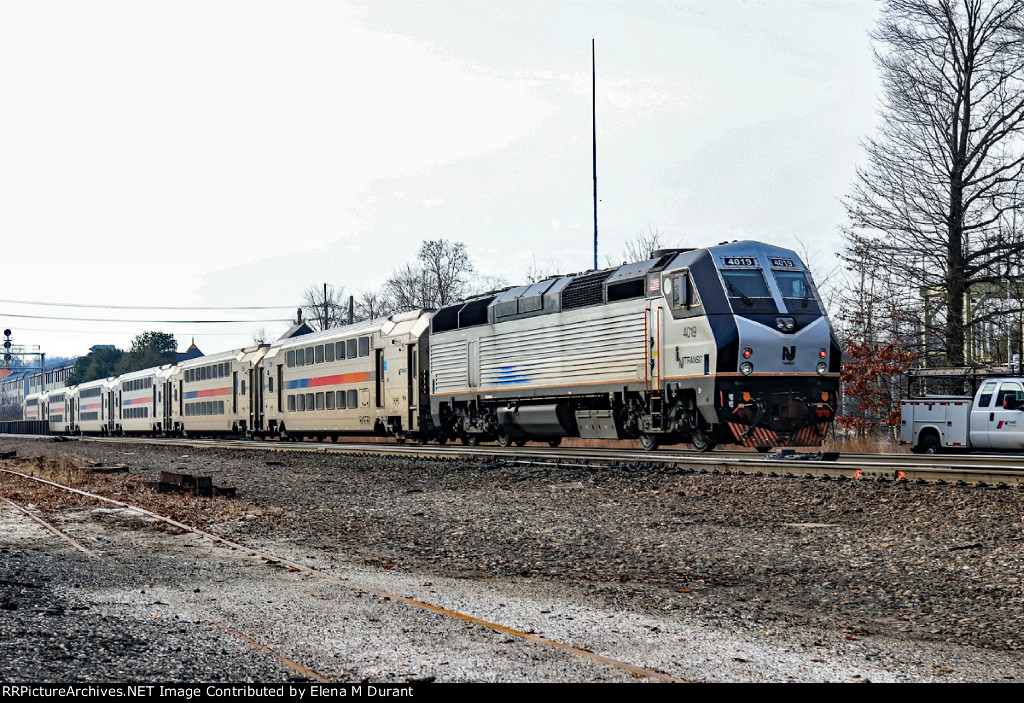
0 0 882 359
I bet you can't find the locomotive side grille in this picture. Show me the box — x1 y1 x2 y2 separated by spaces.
562 270 614 310
430 340 469 394
651 251 677 271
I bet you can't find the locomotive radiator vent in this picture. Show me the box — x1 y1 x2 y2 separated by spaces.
562 270 614 310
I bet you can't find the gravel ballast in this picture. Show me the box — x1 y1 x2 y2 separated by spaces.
1 436 1022 682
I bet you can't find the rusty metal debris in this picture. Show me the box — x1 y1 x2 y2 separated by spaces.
145 470 235 498
762 449 840 461
86 464 130 474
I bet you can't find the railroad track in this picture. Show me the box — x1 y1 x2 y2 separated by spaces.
5 433 1024 682
35 434 1024 488
0 465 689 683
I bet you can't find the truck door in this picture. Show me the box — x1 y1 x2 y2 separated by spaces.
970 381 997 449
987 381 1024 451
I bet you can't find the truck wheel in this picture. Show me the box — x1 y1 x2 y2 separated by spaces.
918 434 941 454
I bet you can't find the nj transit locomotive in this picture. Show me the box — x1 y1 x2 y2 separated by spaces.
30 241 839 451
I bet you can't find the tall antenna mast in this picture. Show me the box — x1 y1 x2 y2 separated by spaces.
592 38 598 271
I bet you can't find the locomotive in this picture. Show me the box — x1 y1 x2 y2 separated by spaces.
29 241 840 451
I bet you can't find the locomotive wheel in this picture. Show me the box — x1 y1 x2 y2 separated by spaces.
396 433 407 444
547 437 562 447
639 432 659 451
514 439 528 447
463 434 479 446
690 423 717 452
496 431 511 447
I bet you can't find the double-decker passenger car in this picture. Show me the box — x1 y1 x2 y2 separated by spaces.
112 365 175 435
44 388 72 434
169 345 268 437
24 393 43 422
74 378 116 435
255 310 432 441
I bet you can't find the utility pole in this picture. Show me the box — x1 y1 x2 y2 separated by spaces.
592 38 598 271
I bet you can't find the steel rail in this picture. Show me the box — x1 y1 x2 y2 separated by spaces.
62 435 1024 487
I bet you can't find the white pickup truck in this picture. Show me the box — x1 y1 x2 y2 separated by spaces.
900 377 1024 453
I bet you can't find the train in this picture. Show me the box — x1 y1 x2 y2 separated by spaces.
26 241 841 451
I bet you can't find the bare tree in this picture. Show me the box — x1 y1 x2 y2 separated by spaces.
842 0 1024 366
524 254 563 283
793 236 841 319
382 240 476 312
354 288 395 322
301 284 348 331
604 226 679 268
252 326 270 345
625 225 674 263
418 239 474 307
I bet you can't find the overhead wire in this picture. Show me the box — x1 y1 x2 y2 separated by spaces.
1 313 290 324
0 298 293 311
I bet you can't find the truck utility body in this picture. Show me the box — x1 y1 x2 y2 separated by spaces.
900 372 1024 453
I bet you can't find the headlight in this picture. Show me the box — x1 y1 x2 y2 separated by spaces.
740 362 753 376
816 362 827 376
776 317 796 332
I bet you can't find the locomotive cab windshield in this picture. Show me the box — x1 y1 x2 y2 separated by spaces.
773 269 821 314
720 268 774 312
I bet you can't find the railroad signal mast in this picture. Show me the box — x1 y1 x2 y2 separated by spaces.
1 329 46 389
